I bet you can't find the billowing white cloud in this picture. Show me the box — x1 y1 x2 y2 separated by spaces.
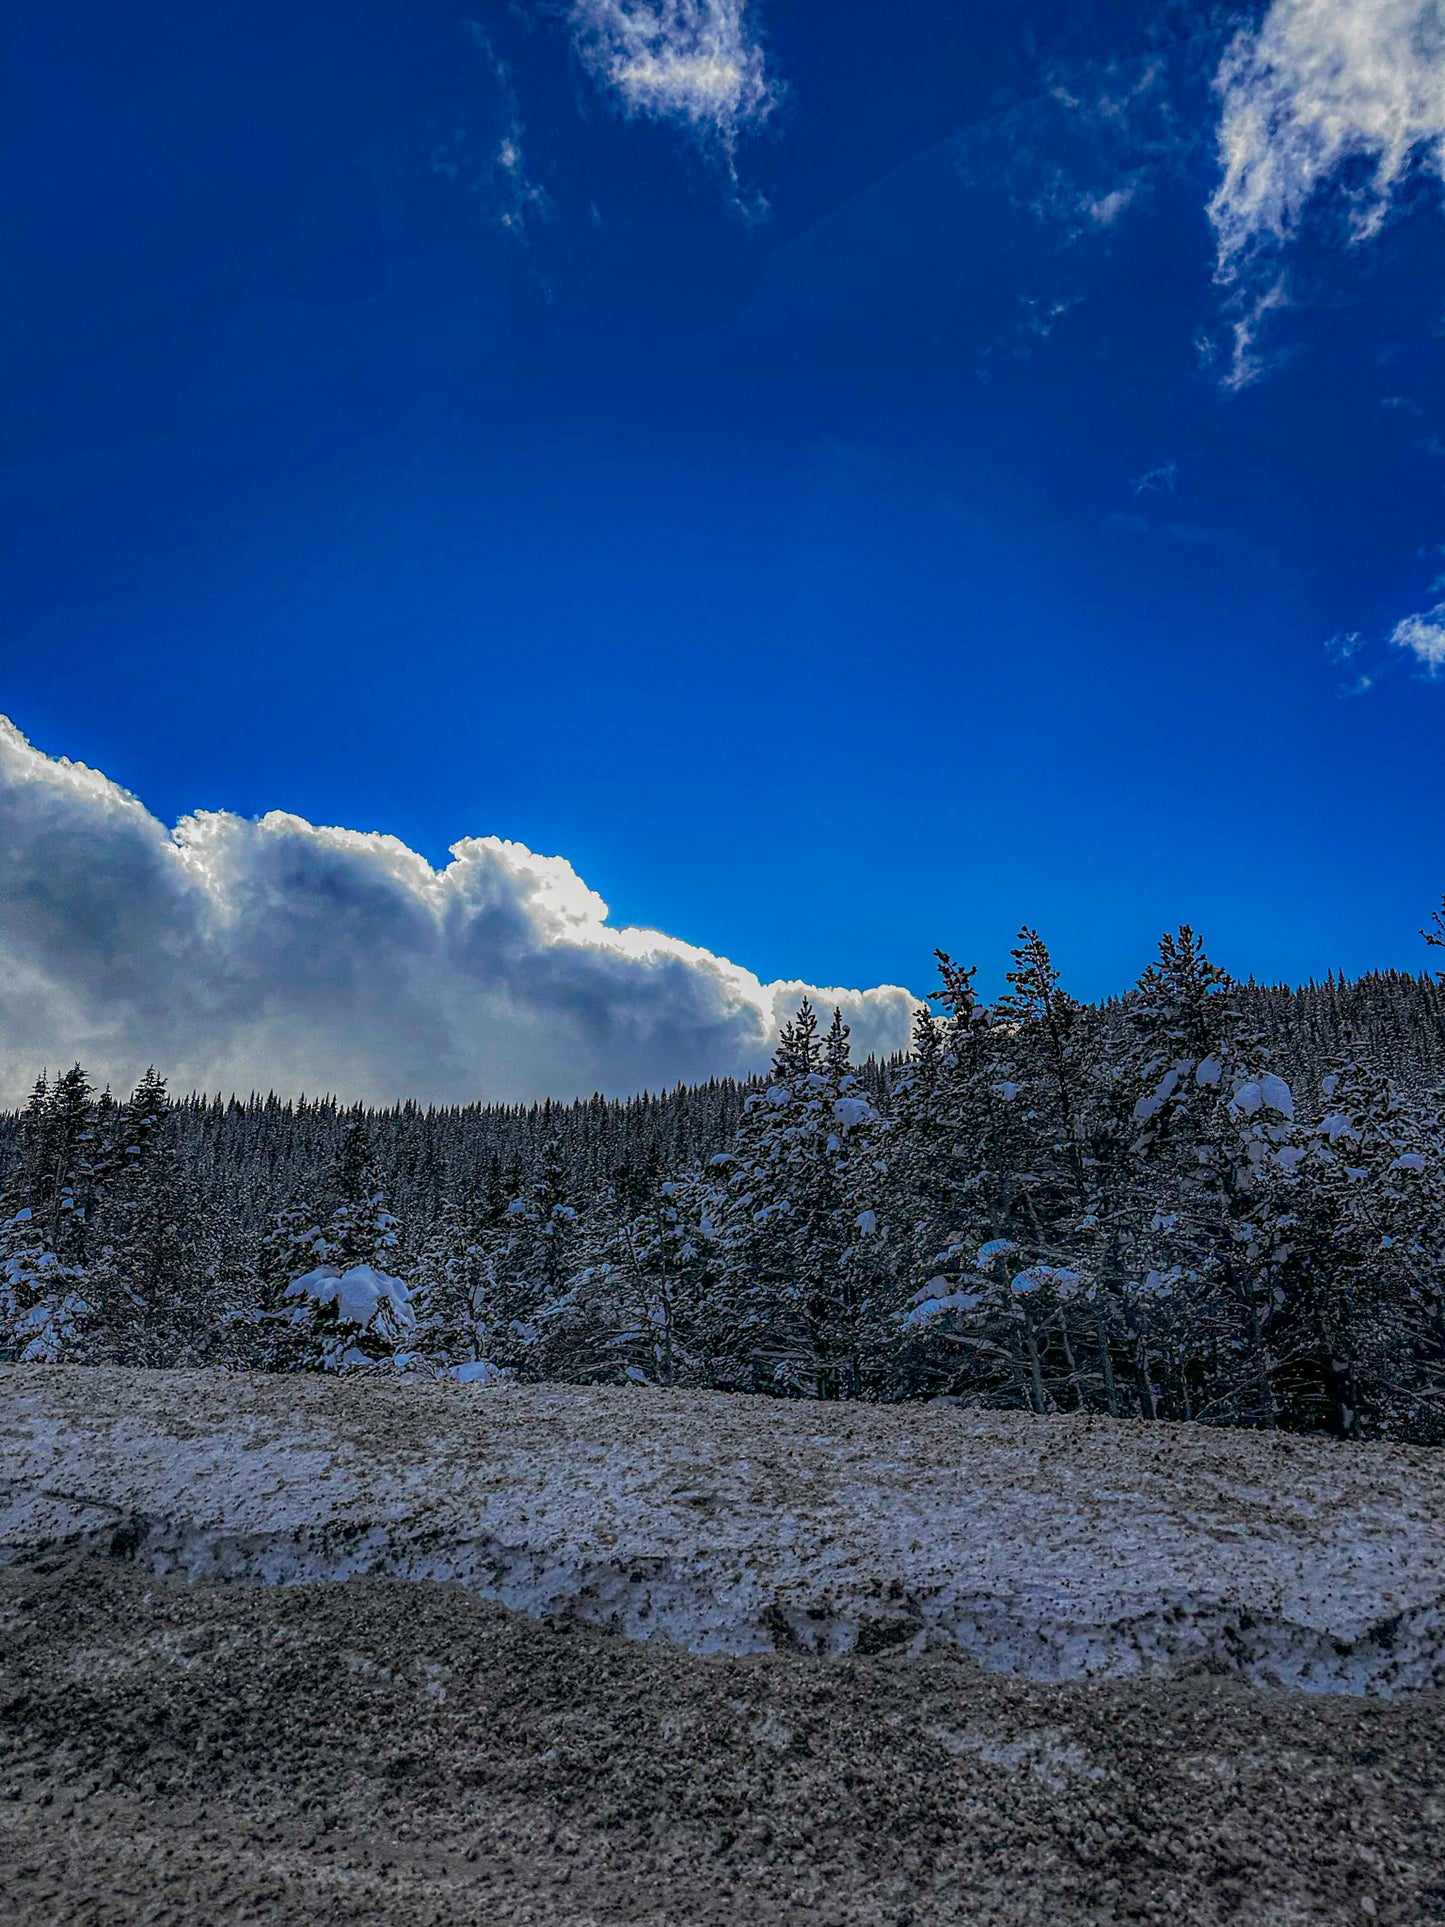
1391 602 1445 670
568 0 777 151
1209 0 1445 275
0 720 915 1107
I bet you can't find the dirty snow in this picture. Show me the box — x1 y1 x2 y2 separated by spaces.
8 1555 1445 1926
2 1367 1444 1695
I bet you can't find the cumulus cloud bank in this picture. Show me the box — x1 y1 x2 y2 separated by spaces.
0 720 915 1107
1209 0 1445 274
569 0 777 151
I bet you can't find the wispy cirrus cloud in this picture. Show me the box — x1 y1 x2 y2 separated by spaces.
431 25 552 239
1208 0 1445 382
971 50 1181 246
1132 461 1180 496
568 0 779 159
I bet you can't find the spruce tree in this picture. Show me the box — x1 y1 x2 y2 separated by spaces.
266 1112 415 1370
1123 928 1301 1425
567 1155 720 1385
1270 1052 1445 1438
88 1070 214 1365
717 1003 894 1398
0 1068 103 1363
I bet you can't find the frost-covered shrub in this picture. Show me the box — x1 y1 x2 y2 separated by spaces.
282 1263 416 1371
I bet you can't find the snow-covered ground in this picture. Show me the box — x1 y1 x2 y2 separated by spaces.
3 1367 1444 1695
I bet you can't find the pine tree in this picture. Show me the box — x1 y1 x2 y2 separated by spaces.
503 1133 590 1377
993 930 1137 1413
1269 1052 1445 1438
266 1112 415 1370
0 1069 103 1363
411 1185 519 1376
568 1156 720 1385
717 1003 894 1398
893 950 1083 1412
40 1064 106 1266
1123 928 1301 1425
87 1070 214 1364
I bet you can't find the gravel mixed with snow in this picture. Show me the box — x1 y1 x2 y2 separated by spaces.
3 1367 1444 1695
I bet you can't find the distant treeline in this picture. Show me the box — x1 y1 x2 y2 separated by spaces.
3 937 1444 1443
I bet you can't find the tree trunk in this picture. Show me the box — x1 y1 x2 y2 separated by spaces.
1095 1300 1119 1418
1023 1310 1047 1415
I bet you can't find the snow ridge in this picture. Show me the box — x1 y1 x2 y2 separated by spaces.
4 1369 1445 1697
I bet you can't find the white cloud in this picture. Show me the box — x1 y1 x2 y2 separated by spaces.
568 0 777 151
1079 182 1141 227
1132 461 1179 496
1391 602 1445 669
0 720 915 1108
1209 0 1445 277
431 27 552 239
1204 0 1445 385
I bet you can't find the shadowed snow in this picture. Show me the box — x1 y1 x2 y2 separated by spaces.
3 1368 1444 1694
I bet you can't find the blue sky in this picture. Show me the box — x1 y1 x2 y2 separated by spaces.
3 0 1445 1098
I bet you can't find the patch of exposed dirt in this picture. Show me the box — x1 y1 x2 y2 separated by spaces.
3 1555 1444 1926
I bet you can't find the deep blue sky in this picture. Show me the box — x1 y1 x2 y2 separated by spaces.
4 0 1444 1006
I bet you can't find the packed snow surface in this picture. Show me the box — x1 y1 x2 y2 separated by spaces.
3 1368 1445 1695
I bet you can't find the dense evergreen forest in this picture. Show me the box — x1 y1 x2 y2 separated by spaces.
4 923 1445 1443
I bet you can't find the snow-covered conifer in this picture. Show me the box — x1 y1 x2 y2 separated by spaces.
0 1068 103 1363
566 1156 722 1385
1122 928 1303 1425
1268 1053 1445 1437
86 1070 216 1364
267 1112 415 1370
716 1003 895 1397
